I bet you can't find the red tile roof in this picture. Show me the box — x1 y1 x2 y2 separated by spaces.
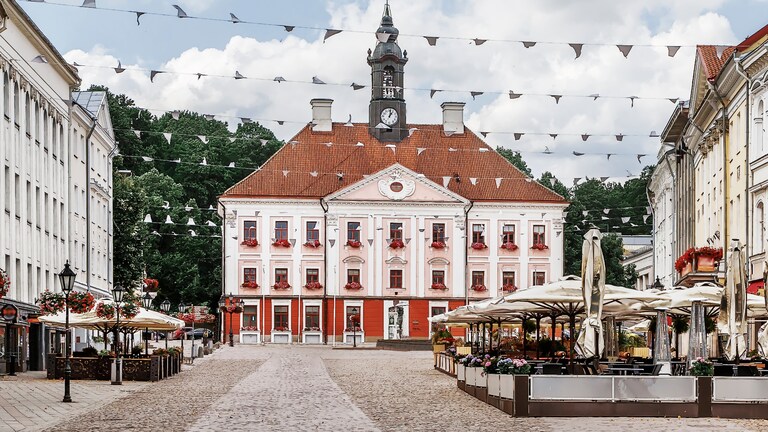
221 123 567 204
697 45 736 81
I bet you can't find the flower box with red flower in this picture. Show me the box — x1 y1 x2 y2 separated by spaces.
241 239 259 247
500 242 519 251
272 239 291 248
304 326 321 332
37 291 66 316
389 239 405 249
344 281 363 290
471 242 488 250
303 240 322 248
346 240 362 248
502 284 518 293
0 268 11 299
273 326 290 332
143 278 159 292
675 248 694 273
344 326 362 332
431 283 448 290
68 291 95 314
694 246 723 272
304 281 323 290
431 241 446 249
241 281 260 289
530 243 549 251
241 326 259 332
273 281 291 290
471 284 488 292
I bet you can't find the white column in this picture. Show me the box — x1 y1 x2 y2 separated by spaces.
410 214 418 296
452 217 464 298
519 213 530 289
374 215 383 296
417 216 426 297
488 213 499 297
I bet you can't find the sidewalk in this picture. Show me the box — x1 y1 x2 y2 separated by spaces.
0 371 146 432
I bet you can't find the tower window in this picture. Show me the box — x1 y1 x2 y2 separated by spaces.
383 66 395 99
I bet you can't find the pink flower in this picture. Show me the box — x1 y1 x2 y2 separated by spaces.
484 362 491 367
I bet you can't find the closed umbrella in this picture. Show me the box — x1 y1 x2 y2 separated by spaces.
719 241 747 361
578 228 606 361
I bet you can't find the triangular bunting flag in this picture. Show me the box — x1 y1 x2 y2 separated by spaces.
469 178 478 185
141 156 153 162
324 29 342 41
473 38 487 46
173 5 188 18
133 130 141 138
282 170 289 177
376 32 390 43
514 133 524 140
581 134 589 141
621 217 631 223
165 215 173 224
143 214 152 223
430 89 441 98
442 176 451 188
615 134 623 142
114 60 125 74
509 91 522 99
550 95 562 104
667 46 681 57
617 45 633 58
171 110 180 120
470 91 484 100
417 148 426 155
198 135 208 144
495 178 502 188
582 210 589 217
522 41 536 48
163 133 172 144
643 214 650 223
424 36 439 46
603 209 610 214
569 43 583 59
150 70 164 82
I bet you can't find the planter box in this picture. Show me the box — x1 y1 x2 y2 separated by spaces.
271 331 292 344
432 343 446 353
466 367 477 386
458 364 466 382
302 332 322 344
241 331 261 344
46 354 164 381
500 374 515 399
488 373 501 397
344 332 364 345
681 262 693 276
696 255 717 272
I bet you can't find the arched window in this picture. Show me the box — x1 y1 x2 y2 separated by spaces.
382 66 395 99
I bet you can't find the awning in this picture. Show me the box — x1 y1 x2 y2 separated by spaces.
748 280 763 295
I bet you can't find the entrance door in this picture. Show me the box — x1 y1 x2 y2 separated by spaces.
388 306 404 340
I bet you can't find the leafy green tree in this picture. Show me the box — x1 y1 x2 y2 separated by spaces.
496 147 533 177
112 174 148 289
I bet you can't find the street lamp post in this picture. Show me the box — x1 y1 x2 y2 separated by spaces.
111 286 125 386
179 302 186 360
160 300 170 349
141 293 152 355
219 295 244 347
58 262 76 403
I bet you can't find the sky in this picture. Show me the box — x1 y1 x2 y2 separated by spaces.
17 0 768 183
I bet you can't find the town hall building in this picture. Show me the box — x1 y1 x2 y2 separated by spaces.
218 4 568 344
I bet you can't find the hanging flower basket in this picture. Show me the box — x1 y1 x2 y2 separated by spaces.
222 304 242 314
0 268 10 299
389 239 405 249
304 281 323 290
346 240 362 248
96 302 116 319
143 278 159 292
471 284 487 292
431 241 446 249
178 312 216 323
431 283 448 290
37 291 66 316
502 284 518 293
471 242 487 250
121 301 139 319
272 239 291 248
241 239 259 247
304 240 322 248
273 281 291 290
68 291 95 314
530 243 549 251
241 281 260 289
500 242 518 251
344 281 363 290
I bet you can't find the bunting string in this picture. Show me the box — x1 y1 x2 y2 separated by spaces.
21 0 731 58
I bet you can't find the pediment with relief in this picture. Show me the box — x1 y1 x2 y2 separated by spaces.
326 164 467 204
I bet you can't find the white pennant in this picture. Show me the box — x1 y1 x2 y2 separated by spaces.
310 171 318 177
207 220 217 227
143 214 152 223
643 214 650 223
442 176 451 188
163 132 172 144
228 162 236 168
417 148 426 155
198 135 209 144
200 158 207 166
282 170 289 177
133 130 141 138
495 178 502 188
187 217 196 226
469 178 478 185
603 209 610 214
621 217 631 223
165 215 173 224
142 156 154 162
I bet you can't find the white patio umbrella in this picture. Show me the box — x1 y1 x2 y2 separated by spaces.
719 242 748 361
578 228 606 359
626 319 651 333
39 299 185 331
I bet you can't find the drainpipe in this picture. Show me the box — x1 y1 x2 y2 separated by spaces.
734 55 752 279
463 201 474 306
218 199 227 342
320 198 329 344
708 81 730 264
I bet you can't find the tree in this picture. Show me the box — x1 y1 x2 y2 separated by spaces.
496 147 532 177
112 174 148 289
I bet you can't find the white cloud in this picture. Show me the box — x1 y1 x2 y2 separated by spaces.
66 0 741 183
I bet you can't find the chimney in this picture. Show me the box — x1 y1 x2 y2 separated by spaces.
310 98 333 132
441 102 465 134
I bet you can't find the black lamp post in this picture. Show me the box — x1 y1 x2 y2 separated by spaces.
219 294 244 347
111 286 125 386
652 276 664 290
58 262 76 403
160 300 170 349
179 302 186 360
350 307 359 348
141 293 152 355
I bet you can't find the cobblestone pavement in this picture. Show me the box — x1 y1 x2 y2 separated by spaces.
20 345 768 432
44 347 266 432
189 346 379 432
0 371 146 432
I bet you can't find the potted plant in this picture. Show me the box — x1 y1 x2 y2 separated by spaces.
389 239 405 249
346 240 362 248
304 281 323 290
431 241 446 249
272 239 291 248
0 268 10 299
241 281 259 289
431 283 447 290
500 242 518 251
530 243 549 251
344 281 363 290
241 238 259 247
471 284 487 292
304 239 322 248
273 281 291 290
689 357 714 376
143 278 160 292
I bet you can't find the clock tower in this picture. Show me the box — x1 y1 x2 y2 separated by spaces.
368 2 408 142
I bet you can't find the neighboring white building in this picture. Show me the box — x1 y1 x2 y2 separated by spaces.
0 0 114 371
648 143 678 288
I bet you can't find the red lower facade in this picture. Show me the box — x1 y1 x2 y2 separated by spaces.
221 297 466 344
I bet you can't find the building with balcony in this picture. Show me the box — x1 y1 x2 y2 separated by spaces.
218 4 567 344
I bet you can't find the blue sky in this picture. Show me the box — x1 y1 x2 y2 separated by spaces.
16 0 768 182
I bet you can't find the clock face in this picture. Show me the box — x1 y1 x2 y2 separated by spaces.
380 108 398 126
